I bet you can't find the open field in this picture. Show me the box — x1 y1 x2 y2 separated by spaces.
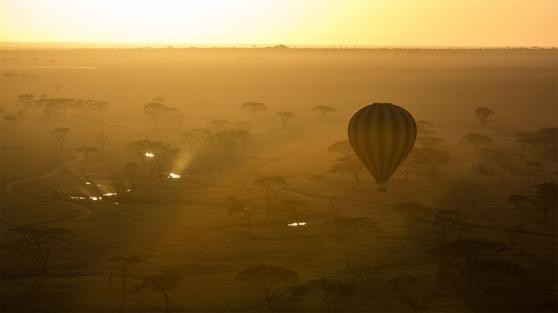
1 48 557 312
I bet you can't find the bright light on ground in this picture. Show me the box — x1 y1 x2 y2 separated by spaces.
102 192 117 196
168 173 181 179
85 182 92 185
89 196 102 201
288 222 307 227
145 152 155 158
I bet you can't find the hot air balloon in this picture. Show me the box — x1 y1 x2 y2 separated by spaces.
348 103 416 191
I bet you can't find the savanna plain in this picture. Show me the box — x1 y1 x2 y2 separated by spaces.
1 48 557 312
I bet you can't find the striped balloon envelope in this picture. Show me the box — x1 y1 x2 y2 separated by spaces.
348 103 417 191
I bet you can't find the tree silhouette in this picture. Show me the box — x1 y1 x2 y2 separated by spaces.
89 100 108 119
428 238 506 295
108 254 142 311
503 224 526 248
96 128 109 155
463 133 494 151
474 107 494 127
122 162 140 187
431 209 464 241
329 155 363 186
242 102 268 120
213 130 246 156
290 278 356 312
411 148 450 183
416 136 444 148
136 270 183 313
236 264 298 311
533 182 558 221
278 199 306 220
508 183 557 221
391 275 439 313
275 111 296 128
50 127 70 152
393 202 432 239
76 146 98 160
163 106 184 130
182 128 211 150
10 226 77 275
254 176 289 216
416 120 435 136
312 105 337 119
227 196 257 239
144 102 167 122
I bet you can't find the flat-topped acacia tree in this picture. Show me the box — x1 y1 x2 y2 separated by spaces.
275 111 296 128
235 264 298 311
50 127 70 152
463 133 495 151
136 270 183 313
312 105 337 119
108 254 142 311
254 176 289 216
242 102 268 120
474 107 495 127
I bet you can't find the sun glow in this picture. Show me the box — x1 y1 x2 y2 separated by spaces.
1 0 556 47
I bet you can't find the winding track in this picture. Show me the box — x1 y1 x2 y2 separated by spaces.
3 156 93 227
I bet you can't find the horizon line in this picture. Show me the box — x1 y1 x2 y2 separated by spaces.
0 41 556 50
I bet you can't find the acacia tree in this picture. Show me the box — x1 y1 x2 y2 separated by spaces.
182 128 211 150
416 136 444 148
50 127 70 152
242 102 268 120
76 146 98 160
227 196 257 239
508 182 557 222
254 176 289 216
278 199 306 220
428 238 506 295
108 255 142 311
392 202 432 240
235 264 298 311
474 107 494 127
275 111 296 128
16 94 35 115
122 162 140 187
290 278 356 312
312 105 337 119
89 100 108 119
163 106 184 130
391 275 439 313
10 226 77 275
431 209 464 241
96 128 109 155
144 102 168 122
416 120 435 136
462 133 494 151
213 130 244 156
135 270 183 313
329 155 364 186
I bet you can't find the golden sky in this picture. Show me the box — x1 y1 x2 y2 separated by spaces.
1 0 557 47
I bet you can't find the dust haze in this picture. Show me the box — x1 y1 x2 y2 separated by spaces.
1 47 557 312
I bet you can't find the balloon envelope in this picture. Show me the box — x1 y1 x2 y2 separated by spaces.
348 103 416 191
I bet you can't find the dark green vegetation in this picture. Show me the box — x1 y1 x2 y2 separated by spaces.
1 48 557 312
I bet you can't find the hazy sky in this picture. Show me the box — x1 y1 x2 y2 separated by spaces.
1 0 557 47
